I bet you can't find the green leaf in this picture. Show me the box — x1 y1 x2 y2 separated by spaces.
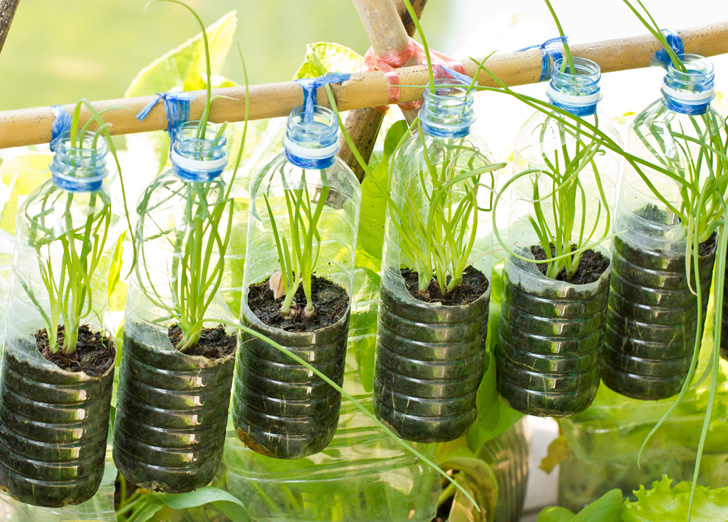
293 42 363 80
154 487 247 511
537 489 622 522
540 435 571 474
537 507 577 522
108 230 127 312
622 477 728 522
126 497 164 522
439 456 498 522
0 153 52 235
355 120 408 272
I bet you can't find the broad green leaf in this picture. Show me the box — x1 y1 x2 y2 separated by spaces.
537 507 577 522
623 477 728 522
0 153 52 235
355 120 408 272
439 456 498 522
293 42 363 80
213 500 251 522
126 497 164 522
540 435 571 474
154 487 246 511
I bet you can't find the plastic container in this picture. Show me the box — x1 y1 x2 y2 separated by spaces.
114 121 237 492
603 54 723 396
0 132 114 507
496 247 610 416
233 104 361 459
373 79 495 443
603 193 716 400
226 266 440 522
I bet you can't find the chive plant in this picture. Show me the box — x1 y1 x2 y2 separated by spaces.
22 99 130 356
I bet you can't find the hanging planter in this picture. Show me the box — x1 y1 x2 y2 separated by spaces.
373 78 503 443
494 55 618 417
0 124 116 507
601 54 723 400
113 120 238 492
232 89 362 459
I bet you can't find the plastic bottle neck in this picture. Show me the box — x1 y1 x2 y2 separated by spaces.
546 57 602 117
661 54 715 116
50 132 108 192
419 80 475 139
283 105 340 169
170 121 228 182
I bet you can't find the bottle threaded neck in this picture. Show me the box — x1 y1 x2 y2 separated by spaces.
50 132 108 193
283 105 340 169
170 121 228 183
661 54 715 115
546 57 602 117
420 79 475 139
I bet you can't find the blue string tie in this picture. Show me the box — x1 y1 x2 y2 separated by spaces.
136 92 196 143
50 105 72 152
284 73 351 169
517 36 568 82
651 29 684 68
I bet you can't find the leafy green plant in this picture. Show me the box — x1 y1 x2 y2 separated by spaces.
21 99 131 355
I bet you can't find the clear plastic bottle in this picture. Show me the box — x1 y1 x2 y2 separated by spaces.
0 131 114 506
114 121 237 492
374 79 495 443
603 54 723 399
233 104 361 459
498 57 617 417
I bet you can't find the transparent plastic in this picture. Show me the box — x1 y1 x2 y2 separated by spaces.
114 121 236 492
233 105 362 459
374 81 494 443
604 55 723 398
0 132 114 507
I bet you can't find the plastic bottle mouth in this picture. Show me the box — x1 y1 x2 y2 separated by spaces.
283 105 340 169
50 132 109 192
661 54 715 115
546 57 602 116
170 121 228 182
420 79 475 139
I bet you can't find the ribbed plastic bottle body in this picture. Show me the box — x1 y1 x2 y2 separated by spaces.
604 55 723 399
375 82 494 443
234 105 362 459
0 133 113 507
114 122 235 492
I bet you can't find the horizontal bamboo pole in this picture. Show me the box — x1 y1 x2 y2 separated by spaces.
1 21 727 150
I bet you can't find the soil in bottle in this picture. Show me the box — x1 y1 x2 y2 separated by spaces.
168 324 236 359
37 324 115 376
401 265 489 305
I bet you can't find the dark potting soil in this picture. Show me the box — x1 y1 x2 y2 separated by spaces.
168 324 236 359
531 244 610 285
36 324 114 377
401 265 489 306
248 275 349 332
635 204 716 256
432 495 454 522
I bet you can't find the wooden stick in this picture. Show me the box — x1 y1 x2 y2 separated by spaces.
0 0 21 54
340 0 427 180
1 21 727 150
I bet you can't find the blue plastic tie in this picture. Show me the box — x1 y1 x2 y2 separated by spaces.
517 36 568 82
439 66 477 88
294 72 351 124
136 92 196 141
651 29 684 68
50 105 72 152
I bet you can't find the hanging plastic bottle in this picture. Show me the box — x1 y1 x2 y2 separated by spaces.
233 74 362 459
497 56 618 417
603 54 723 400
114 119 237 492
0 129 114 507
374 78 498 443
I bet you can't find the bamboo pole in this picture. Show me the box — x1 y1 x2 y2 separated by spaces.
1 21 727 150
341 0 427 180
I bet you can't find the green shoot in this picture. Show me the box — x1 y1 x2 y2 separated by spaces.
542 0 574 73
21 101 119 356
262 170 328 319
147 0 213 138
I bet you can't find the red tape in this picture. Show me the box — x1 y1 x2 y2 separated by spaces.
359 38 466 113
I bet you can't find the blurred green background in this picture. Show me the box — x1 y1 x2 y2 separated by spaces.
0 0 482 111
